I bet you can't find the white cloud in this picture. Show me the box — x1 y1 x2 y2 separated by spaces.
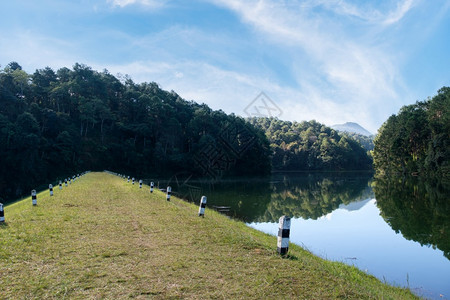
104 60 272 111
107 0 168 9
207 0 412 131
381 0 416 25
85 0 402 132
1 0 432 133
103 58 380 130
305 0 416 25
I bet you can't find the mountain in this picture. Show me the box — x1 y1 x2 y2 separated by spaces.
331 122 372 136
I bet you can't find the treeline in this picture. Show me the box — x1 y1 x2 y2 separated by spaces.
339 132 374 152
0 62 270 201
372 87 449 180
248 117 373 171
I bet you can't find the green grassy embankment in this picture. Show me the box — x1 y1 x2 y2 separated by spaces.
0 172 417 299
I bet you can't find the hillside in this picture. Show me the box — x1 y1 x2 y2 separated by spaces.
0 172 416 299
248 118 373 171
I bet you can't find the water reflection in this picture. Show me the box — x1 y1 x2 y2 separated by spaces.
257 172 373 222
164 177 272 222
164 172 449 299
373 176 450 260
163 173 449 258
168 172 373 223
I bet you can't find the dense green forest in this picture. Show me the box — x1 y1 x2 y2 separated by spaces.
339 132 374 152
1 61 384 202
0 62 271 202
372 87 449 180
249 117 373 171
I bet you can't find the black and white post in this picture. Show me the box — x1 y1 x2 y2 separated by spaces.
198 196 207 217
150 182 154 193
49 184 54 196
65 179 68 187
132 177 135 185
139 179 142 189
166 186 172 201
59 180 62 190
0 203 4 223
277 215 291 255
127 176 130 183
31 189 37 206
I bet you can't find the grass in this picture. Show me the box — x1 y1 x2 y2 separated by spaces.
0 172 418 299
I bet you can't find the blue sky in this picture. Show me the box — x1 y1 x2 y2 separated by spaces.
1 0 449 133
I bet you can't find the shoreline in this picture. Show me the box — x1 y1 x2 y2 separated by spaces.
0 172 418 299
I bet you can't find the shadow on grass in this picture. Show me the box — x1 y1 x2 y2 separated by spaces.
0 222 9 228
281 254 299 261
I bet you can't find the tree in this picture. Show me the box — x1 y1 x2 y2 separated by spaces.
0 62 273 202
248 117 372 171
373 87 449 179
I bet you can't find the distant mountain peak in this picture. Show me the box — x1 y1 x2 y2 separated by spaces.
331 122 372 136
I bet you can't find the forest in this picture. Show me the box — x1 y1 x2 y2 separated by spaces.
1 62 377 202
372 87 449 181
0 62 271 202
248 117 373 171
339 132 374 152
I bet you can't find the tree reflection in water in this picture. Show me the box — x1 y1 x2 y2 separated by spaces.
373 176 450 260
256 172 373 222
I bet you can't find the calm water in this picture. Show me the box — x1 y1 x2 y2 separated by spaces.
155 172 450 299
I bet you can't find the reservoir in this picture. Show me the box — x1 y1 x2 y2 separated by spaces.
160 172 450 299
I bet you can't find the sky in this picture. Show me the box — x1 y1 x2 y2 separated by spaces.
1 0 449 133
